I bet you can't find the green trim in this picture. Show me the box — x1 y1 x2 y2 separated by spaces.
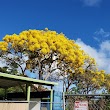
41 98 50 100
50 89 53 110
27 85 31 101
0 72 58 86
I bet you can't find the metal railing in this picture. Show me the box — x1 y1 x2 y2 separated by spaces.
0 101 64 110
1 94 110 110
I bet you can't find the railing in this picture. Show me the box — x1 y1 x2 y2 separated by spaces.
0 101 64 110
1 94 110 110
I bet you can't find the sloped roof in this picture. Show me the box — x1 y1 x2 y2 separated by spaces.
0 72 58 88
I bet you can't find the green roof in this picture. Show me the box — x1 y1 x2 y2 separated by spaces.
0 72 58 88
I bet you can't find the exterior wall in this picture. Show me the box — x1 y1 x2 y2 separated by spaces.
10 98 41 110
29 98 41 110
7 91 51 110
0 103 29 110
10 98 48 110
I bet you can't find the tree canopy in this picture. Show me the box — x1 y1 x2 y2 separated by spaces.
0 28 85 79
0 28 109 94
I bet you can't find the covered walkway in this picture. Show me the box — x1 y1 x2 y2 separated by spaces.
0 72 58 110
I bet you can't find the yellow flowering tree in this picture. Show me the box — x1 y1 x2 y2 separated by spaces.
0 28 86 80
64 55 105 94
104 74 110 92
0 28 109 94
76 56 105 94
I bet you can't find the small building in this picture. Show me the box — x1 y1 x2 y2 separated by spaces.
0 72 58 110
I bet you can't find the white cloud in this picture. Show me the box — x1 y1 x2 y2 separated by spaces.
81 0 102 7
95 28 110 38
76 38 110 73
93 28 110 42
93 36 100 42
100 41 110 52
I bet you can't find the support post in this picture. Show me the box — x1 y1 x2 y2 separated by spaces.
50 89 53 110
27 84 31 101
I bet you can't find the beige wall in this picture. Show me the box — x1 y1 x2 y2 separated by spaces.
0 98 48 110
0 102 42 110
0 103 29 110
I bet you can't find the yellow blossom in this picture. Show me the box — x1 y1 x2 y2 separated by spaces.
40 48 48 55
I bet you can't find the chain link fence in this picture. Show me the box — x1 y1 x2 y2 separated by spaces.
65 94 110 110
1 94 110 110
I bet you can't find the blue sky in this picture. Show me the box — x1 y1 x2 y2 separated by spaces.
0 0 110 73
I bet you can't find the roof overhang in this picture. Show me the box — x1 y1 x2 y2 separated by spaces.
0 72 58 88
